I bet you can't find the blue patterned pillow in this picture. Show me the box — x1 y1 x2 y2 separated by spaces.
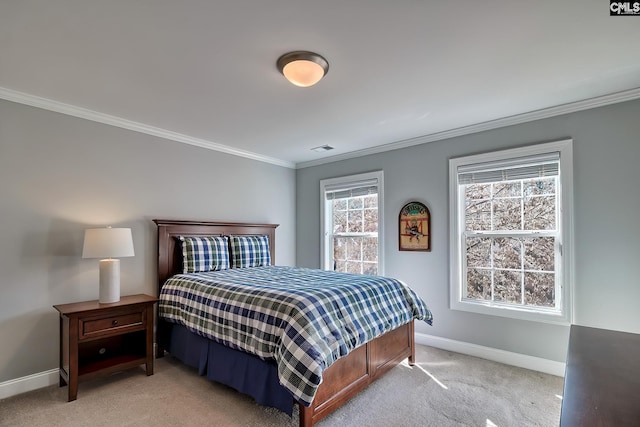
229 235 271 268
179 235 230 273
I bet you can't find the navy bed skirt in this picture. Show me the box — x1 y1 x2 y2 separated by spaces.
162 320 295 415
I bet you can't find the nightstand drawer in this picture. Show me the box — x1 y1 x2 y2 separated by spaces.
81 310 145 338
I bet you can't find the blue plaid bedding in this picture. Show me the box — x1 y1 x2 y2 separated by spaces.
158 266 433 406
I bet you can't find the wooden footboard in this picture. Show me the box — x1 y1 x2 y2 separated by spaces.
299 321 415 427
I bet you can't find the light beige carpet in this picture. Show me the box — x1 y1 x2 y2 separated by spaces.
0 345 563 427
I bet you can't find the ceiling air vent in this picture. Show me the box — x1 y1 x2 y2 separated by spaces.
311 145 334 153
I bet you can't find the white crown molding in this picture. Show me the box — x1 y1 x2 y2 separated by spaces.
2 85 639 170
0 87 296 169
297 87 640 169
415 332 566 377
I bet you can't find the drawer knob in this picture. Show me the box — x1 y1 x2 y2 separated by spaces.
112 320 118 326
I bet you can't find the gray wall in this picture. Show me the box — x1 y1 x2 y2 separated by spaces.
296 99 640 363
3 95 639 383
0 99 296 382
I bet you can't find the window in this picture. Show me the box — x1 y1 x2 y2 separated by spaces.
320 171 384 275
449 140 573 324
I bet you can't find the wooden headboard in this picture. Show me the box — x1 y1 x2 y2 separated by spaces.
153 219 279 294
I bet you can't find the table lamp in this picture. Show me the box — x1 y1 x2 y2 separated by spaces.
82 227 135 303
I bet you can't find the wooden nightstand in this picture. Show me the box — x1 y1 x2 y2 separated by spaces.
53 294 158 401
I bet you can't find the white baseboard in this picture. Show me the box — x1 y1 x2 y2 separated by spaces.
0 335 565 400
415 332 566 377
0 369 59 400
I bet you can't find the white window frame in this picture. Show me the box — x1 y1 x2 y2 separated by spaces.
449 140 574 324
320 171 384 275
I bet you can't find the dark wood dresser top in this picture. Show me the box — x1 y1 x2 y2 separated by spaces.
560 325 640 426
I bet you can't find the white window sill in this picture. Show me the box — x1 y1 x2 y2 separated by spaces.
451 299 571 325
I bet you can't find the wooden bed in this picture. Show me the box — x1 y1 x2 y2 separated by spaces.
154 219 416 427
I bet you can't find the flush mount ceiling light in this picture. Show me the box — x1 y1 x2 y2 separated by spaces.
277 51 329 87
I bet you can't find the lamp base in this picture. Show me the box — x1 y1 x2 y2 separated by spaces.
98 259 121 304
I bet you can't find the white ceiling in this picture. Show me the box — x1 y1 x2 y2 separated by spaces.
2 1 640 168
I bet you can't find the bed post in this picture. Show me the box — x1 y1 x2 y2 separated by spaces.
408 320 415 366
298 403 313 427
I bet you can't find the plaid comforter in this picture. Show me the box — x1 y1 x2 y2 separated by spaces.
159 266 433 406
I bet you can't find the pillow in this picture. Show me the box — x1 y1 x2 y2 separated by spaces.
229 235 271 268
178 235 230 273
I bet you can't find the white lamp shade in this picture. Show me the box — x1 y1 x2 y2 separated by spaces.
82 228 135 259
